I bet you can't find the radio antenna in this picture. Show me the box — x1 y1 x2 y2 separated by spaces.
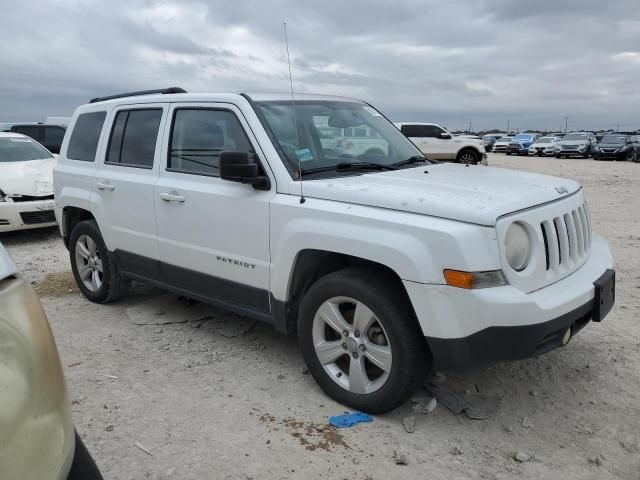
283 21 305 204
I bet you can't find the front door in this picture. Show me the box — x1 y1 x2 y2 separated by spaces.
154 103 275 315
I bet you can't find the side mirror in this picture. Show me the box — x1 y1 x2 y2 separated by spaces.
438 132 452 139
219 151 269 190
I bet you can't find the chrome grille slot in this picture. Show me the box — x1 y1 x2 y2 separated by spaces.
541 202 592 273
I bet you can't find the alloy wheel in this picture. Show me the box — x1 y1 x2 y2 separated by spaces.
312 296 392 394
74 234 103 292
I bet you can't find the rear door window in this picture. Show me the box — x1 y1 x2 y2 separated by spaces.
67 112 107 161
43 126 65 144
106 109 163 168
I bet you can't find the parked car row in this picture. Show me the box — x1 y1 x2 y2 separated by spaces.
487 130 640 161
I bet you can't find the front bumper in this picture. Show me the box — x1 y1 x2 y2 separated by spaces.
404 235 614 370
0 199 57 232
528 148 556 156
557 148 587 156
506 146 528 155
593 150 627 161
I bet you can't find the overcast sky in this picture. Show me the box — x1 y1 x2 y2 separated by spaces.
2 0 640 131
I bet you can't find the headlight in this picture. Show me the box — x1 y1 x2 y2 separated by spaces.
505 222 531 271
555 145 562 151
620 146 627 152
578 144 586 150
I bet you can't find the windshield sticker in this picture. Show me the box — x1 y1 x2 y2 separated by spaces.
362 106 382 117
296 148 314 162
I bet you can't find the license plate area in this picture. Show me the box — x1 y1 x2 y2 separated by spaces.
593 269 615 322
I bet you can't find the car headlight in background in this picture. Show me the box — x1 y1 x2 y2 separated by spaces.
505 222 531 271
555 145 562 151
620 146 627 152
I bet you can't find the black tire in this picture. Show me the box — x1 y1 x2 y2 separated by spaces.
505 151 511 156
456 148 480 164
69 220 131 303
297 267 431 414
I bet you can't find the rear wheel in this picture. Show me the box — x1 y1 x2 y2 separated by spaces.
69 220 131 303
298 268 430 413
456 148 480 164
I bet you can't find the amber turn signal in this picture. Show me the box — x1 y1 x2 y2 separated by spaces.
443 269 474 289
443 269 507 289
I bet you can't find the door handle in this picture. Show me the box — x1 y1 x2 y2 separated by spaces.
159 192 185 203
96 181 115 191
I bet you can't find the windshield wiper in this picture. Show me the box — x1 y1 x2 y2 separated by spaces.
392 155 429 167
300 161 397 175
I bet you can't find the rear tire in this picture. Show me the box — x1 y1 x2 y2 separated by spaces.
69 220 131 303
297 268 430 414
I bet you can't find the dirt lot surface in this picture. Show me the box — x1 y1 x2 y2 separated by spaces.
3 154 639 480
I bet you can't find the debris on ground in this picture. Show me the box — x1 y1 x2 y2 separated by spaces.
513 451 530 462
409 394 437 414
402 416 416 433
329 411 373 428
619 436 639 454
450 446 464 455
424 382 500 419
521 416 534 428
393 450 408 465
588 455 606 467
134 441 153 456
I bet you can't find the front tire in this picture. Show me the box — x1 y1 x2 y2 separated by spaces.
297 268 430 414
456 148 480 164
69 220 131 303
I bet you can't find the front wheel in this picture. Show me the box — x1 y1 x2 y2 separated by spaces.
69 220 131 303
297 268 430 414
456 148 480 164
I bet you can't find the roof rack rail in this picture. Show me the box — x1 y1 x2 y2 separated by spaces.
89 87 187 104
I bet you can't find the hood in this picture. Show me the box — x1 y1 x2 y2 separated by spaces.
0 158 56 196
0 243 17 281
530 142 556 148
301 164 581 226
559 140 588 146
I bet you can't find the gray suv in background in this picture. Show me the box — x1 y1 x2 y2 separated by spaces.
555 132 598 158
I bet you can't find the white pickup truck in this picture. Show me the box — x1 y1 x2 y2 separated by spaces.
53 88 615 413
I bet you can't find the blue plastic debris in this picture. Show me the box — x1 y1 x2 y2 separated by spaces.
329 411 373 428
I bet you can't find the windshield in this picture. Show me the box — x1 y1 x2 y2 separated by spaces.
563 133 587 141
253 100 424 177
0 137 53 162
601 136 626 144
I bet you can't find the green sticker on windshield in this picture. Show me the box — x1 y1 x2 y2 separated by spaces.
296 148 313 162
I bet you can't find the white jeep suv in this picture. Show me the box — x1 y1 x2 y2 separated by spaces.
395 122 487 164
53 88 615 413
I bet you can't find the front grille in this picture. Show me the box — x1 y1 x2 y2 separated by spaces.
600 148 618 153
540 202 591 272
19 210 56 225
562 145 579 150
10 194 54 202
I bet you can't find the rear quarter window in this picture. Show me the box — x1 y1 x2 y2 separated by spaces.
67 111 106 161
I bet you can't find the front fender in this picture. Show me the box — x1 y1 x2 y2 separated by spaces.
269 195 501 301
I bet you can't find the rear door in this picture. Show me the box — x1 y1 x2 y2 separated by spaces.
153 102 274 314
399 124 431 155
90 104 167 277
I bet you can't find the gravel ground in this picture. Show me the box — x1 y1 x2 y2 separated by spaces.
2 154 639 480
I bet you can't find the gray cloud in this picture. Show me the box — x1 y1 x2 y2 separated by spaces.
1 0 639 131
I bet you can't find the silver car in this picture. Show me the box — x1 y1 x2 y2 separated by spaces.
0 243 102 479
